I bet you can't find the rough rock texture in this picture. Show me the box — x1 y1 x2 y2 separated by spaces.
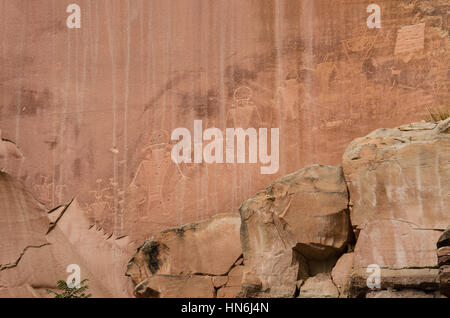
298 273 339 298
437 227 450 297
343 119 450 230
1 0 448 248
366 289 443 298
343 119 450 297
1 1 449 298
0 172 135 298
331 253 354 298
239 165 352 297
135 275 215 298
126 213 243 298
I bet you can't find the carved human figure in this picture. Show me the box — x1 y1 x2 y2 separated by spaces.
127 130 189 228
226 86 262 128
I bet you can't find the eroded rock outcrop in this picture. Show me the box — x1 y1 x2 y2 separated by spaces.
239 165 353 297
126 213 243 298
343 119 450 297
3 117 449 298
0 172 135 298
2 0 448 250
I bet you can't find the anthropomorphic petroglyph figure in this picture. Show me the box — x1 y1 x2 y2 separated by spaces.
128 130 187 221
226 86 262 128
275 79 306 120
33 175 53 205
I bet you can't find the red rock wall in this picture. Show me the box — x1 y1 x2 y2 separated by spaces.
0 0 448 242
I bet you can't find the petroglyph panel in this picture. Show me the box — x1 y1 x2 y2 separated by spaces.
394 23 425 55
0 0 448 245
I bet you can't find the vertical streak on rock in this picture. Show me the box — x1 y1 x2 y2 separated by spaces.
1 0 3 106
105 0 119 229
50 0 56 206
274 0 283 173
148 1 155 133
58 9 71 206
301 0 314 166
14 1 27 146
435 153 444 219
91 1 100 78
415 165 424 224
122 0 132 231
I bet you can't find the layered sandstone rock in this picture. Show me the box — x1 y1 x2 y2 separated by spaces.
239 165 353 297
1 0 449 247
0 172 135 298
343 119 450 297
0 0 449 299
437 226 450 297
126 213 243 298
366 289 443 298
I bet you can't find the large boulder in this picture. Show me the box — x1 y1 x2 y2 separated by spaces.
343 119 450 297
343 119 450 230
126 213 243 298
239 165 352 297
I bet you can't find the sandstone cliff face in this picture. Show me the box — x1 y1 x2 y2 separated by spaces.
1 0 448 247
0 172 135 297
0 0 449 298
126 119 449 298
1 119 449 298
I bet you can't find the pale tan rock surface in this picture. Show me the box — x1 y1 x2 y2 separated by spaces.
343 119 450 231
126 213 243 298
350 268 440 298
366 289 443 298
343 119 450 297
135 275 215 298
331 253 354 298
0 172 49 269
298 273 339 298
239 165 352 297
353 220 442 270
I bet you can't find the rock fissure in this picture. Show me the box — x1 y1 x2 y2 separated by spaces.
46 198 75 235
0 243 51 271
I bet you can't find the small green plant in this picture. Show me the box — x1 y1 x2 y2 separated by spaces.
426 106 449 122
47 279 92 298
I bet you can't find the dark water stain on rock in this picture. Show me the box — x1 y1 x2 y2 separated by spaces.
9 88 52 117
